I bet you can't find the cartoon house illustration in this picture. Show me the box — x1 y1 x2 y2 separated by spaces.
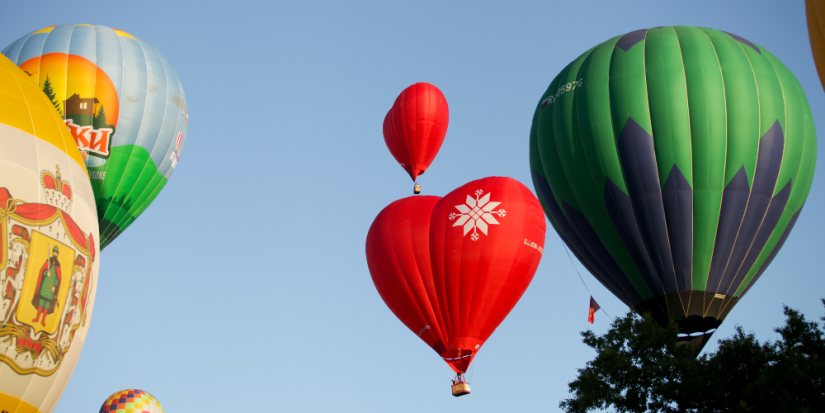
63 94 99 117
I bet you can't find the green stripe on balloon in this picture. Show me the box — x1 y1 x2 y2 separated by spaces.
96 145 167 249
676 26 728 291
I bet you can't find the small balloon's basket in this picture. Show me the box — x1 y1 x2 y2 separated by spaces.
451 373 470 397
451 382 471 397
414 182 421 194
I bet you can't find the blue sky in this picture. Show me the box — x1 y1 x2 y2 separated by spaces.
2 1 824 412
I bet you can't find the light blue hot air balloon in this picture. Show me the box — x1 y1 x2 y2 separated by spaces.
3 24 189 249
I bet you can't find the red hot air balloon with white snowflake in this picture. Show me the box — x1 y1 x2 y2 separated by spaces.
382 83 449 194
366 177 546 396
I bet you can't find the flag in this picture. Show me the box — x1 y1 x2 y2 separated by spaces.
588 296 600 324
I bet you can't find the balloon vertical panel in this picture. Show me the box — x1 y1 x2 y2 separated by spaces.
0 54 99 413
676 27 728 293
2 24 189 249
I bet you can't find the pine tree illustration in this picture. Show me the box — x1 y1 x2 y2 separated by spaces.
93 105 108 129
42 75 62 115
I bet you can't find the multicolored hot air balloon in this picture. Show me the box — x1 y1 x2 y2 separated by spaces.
99 389 163 413
0 53 99 413
3 24 189 249
530 26 816 352
366 177 545 395
382 83 449 194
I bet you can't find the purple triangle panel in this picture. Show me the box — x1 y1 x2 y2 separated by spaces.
707 166 750 293
741 204 804 297
725 181 792 294
532 169 642 306
616 29 648 52
723 31 761 54
718 121 785 293
561 199 644 306
662 164 693 293
603 178 665 295
616 117 678 294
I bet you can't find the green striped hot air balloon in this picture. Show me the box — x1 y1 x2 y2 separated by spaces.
530 26 817 352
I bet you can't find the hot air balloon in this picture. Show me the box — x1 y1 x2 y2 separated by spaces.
530 26 816 352
807 0 825 93
366 177 545 395
3 24 189 250
0 54 100 413
382 83 449 194
99 389 163 413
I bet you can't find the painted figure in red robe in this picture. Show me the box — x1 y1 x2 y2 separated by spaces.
31 246 61 326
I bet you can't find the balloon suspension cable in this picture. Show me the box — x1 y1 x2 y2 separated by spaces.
559 239 612 319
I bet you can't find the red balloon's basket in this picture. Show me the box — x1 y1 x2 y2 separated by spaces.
451 382 471 397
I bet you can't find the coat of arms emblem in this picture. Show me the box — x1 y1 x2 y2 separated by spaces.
0 166 96 376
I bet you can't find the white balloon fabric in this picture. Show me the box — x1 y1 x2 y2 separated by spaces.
0 54 100 413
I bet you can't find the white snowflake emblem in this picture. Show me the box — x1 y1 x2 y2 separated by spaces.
448 189 506 241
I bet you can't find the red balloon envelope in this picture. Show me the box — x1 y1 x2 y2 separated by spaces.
382 83 449 182
366 177 546 374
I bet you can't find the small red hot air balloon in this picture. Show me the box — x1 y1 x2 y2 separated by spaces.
382 83 449 194
366 177 545 396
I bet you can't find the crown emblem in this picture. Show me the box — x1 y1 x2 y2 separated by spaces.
40 165 72 211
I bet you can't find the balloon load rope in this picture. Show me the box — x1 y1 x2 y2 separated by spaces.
559 238 612 320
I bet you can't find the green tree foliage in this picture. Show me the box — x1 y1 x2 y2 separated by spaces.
93 105 108 129
42 74 62 115
561 301 825 413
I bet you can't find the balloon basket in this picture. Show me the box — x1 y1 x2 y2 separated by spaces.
414 182 421 194
451 382 471 397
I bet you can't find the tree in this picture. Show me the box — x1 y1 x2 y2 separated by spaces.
41 74 62 115
561 301 825 413
93 105 108 129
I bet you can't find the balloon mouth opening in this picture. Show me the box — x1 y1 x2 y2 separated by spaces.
677 328 717 338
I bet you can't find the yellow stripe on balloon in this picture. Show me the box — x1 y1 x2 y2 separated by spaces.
31 26 57 36
0 391 42 413
112 28 136 39
0 54 87 174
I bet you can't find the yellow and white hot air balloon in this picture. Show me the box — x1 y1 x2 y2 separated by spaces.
0 54 100 413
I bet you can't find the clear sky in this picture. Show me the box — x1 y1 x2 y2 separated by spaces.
2 1 824 412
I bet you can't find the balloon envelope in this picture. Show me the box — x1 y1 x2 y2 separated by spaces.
382 83 449 182
3 24 189 249
367 177 545 373
530 26 816 352
0 53 100 413
99 389 163 413
807 0 825 94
